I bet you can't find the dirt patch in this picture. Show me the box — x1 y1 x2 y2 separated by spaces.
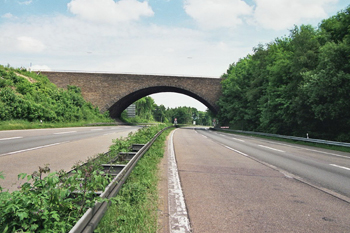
157 136 170 233
14 72 37 83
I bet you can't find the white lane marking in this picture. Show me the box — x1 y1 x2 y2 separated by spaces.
330 164 350 171
231 137 245 142
224 146 249 157
0 142 68 157
216 132 350 159
259 145 285 153
0 136 23 141
91 129 103 131
201 135 208 139
255 140 350 159
53 131 76 135
168 129 192 233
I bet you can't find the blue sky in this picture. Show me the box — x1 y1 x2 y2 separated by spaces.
1 0 349 111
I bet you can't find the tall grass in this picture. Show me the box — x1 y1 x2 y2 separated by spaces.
0 119 115 131
95 128 172 233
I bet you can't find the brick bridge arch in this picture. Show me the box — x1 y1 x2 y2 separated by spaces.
42 72 222 118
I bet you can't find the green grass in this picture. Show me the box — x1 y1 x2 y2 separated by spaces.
216 129 350 153
0 119 116 131
95 128 172 233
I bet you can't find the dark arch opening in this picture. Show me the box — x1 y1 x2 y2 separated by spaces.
108 86 218 118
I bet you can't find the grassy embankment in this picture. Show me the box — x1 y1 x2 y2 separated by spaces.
0 65 113 130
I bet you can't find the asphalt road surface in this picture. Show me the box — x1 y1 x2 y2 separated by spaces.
162 127 350 233
0 126 141 191
199 128 350 199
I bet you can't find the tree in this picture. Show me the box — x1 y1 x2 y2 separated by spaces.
217 5 350 141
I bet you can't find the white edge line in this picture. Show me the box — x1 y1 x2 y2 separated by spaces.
259 145 285 153
330 164 350 171
0 141 69 157
168 129 192 233
0 136 23 141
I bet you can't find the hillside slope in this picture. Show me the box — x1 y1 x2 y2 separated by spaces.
0 65 109 123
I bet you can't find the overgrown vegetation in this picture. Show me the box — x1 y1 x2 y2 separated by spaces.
96 127 172 233
0 125 168 232
0 65 112 128
0 164 109 232
218 6 350 142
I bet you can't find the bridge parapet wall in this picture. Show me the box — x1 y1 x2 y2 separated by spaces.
42 71 222 117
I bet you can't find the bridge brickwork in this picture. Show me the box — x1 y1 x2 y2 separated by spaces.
41 71 222 118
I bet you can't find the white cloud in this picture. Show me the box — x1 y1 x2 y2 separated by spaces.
67 0 154 23
184 0 253 29
16 36 46 53
253 0 338 30
1 13 17 19
18 0 33 5
30 65 51 71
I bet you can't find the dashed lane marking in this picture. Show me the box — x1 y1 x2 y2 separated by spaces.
224 146 249 157
0 137 23 141
330 164 350 171
259 145 285 153
231 137 245 142
0 142 69 157
53 131 76 135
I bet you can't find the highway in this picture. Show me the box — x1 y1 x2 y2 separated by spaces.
198 128 350 198
160 127 350 233
0 126 141 191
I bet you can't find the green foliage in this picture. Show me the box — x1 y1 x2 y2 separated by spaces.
0 65 110 124
123 96 213 126
96 127 172 233
218 5 350 141
135 97 156 121
0 164 109 232
0 125 168 232
164 106 211 125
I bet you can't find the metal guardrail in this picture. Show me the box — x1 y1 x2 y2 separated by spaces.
69 127 169 233
212 128 350 148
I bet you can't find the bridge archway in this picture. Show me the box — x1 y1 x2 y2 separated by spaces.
108 86 217 118
41 71 222 119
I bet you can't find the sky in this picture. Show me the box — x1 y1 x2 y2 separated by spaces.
1 0 349 111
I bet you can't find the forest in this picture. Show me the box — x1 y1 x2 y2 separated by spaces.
124 96 213 126
217 6 350 142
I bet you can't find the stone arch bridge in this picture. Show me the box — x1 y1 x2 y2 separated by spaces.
42 72 222 118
